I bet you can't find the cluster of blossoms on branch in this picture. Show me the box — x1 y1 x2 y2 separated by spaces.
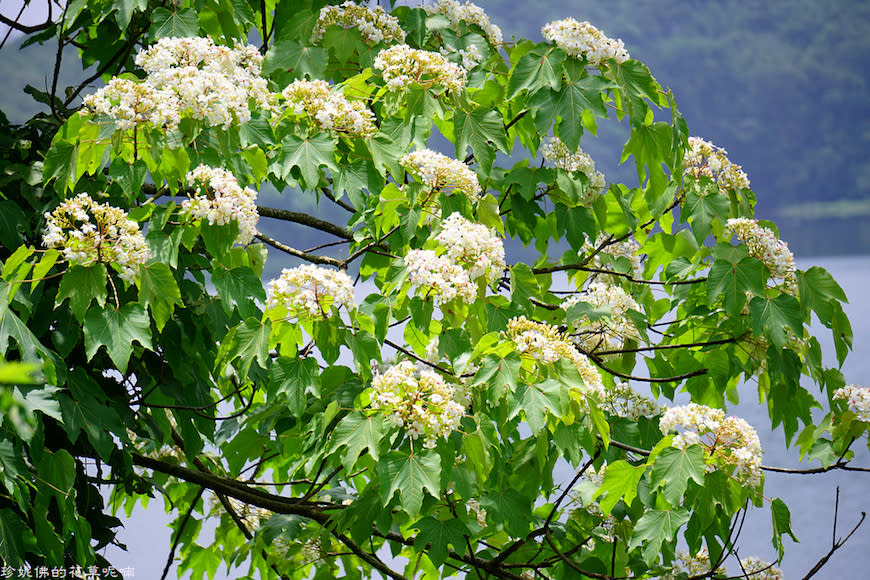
602 381 660 420
374 44 468 93
423 0 503 46
401 149 482 201
370 360 466 448
42 193 150 283
504 316 605 401
660 403 763 486
311 1 405 46
658 549 782 580
726 217 797 293
833 385 870 422
266 265 355 320
581 233 644 282
405 213 504 303
86 37 269 130
563 282 642 354
684 136 751 192
440 43 483 70
541 137 606 205
280 79 377 137
182 165 259 246
541 17 630 65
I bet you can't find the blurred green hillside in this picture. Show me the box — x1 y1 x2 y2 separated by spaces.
2 0 869 255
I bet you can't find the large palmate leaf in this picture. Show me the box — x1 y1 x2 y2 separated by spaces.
379 450 441 517
83 303 152 373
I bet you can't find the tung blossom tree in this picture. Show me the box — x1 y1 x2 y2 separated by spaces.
0 1 866 579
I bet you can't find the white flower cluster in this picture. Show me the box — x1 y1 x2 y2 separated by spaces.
834 385 870 422
311 1 405 46
658 548 726 580
441 44 483 70
401 149 482 201
42 193 150 283
183 165 259 245
371 360 466 448
424 0 503 46
684 136 750 192
280 79 377 137
541 18 630 65
83 78 180 130
504 316 605 400
739 556 785 580
602 381 659 420
374 44 467 93
465 497 488 527
541 137 606 205
563 282 641 353
580 233 643 282
660 403 763 486
405 213 504 303
86 37 269 130
726 218 797 293
266 265 355 319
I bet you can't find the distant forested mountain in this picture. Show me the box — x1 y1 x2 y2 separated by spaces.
485 0 870 254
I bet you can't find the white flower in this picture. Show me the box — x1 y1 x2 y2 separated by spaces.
424 0 503 47
311 1 405 46
374 44 467 93
266 265 355 319
602 381 659 420
660 403 763 486
739 556 784 580
401 149 482 210
834 385 870 422
542 18 629 65
726 217 796 294
563 282 641 353
579 233 643 282
504 316 605 402
370 361 467 448
541 137 606 205
183 166 259 246
405 213 504 304
42 193 150 282
280 79 376 137
684 136 750 192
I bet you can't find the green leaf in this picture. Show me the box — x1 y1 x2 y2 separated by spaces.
0 509 29 566
379 450 441 517
115 0 148 29
480 488 533 537
220 317 272 378
593 460 645 514
797 266 848 321
263 40 328 81
510 379 563 434
269 356 319 415
529 77 609 151
0 360 41 384
453 108 508 174
363 134 404 179
412 517 469 567
507 45 566 98
473 354 520 400
56 264 108 322
42 141 76 192
683 178 730 244
749 294 803 350
649 446 706 506
770 498 799 559
629 508 690 565
707 245 766 316
151 7 200 39
331 412 384 472
211 266 266 318
280 134 337 189
83 304 152 373
137 262 182 331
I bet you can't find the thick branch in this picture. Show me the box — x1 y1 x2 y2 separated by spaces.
256 233 344 267
0 12 53 34
257 205 352 240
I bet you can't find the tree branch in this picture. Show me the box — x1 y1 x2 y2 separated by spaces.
257 205 352 240
256 233 345 267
